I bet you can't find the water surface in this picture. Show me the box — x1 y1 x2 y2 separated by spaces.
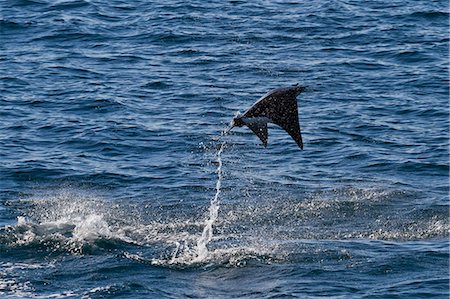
0 0 449 298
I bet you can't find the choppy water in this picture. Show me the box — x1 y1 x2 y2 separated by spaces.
1 0 449 298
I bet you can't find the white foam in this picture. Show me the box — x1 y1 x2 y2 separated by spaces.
72 214 112 241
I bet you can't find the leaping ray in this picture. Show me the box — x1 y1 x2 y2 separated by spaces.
229 84 306 149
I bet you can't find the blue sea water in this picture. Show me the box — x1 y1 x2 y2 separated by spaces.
1 0 449 297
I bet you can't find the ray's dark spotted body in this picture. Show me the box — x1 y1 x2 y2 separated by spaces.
231 85 306 149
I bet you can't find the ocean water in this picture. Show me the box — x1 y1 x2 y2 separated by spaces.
1 0 449 298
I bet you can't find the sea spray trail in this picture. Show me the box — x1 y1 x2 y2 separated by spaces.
194 141 226 262
165 139 227 265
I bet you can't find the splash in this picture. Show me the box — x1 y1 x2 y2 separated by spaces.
193 141 226 262
163 140 227 265
2 190 135 254
2 182 447 270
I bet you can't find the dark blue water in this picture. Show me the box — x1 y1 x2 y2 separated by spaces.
1 0 449 298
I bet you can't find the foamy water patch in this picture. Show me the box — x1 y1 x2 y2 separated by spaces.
1 183 446 267
127 241 283 269
2 189 138 254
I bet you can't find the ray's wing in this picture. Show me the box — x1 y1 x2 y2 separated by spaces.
242 88 303 149
270 100 303 150
244 120 268 147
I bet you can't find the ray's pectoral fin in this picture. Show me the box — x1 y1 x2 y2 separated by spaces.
245 121 268 147
272 114 303 150
283 123 303 150
269 96 303 149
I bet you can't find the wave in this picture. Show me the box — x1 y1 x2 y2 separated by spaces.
49 0 90 10
405 10 449 20
31 32 107 43
0 19 35 30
